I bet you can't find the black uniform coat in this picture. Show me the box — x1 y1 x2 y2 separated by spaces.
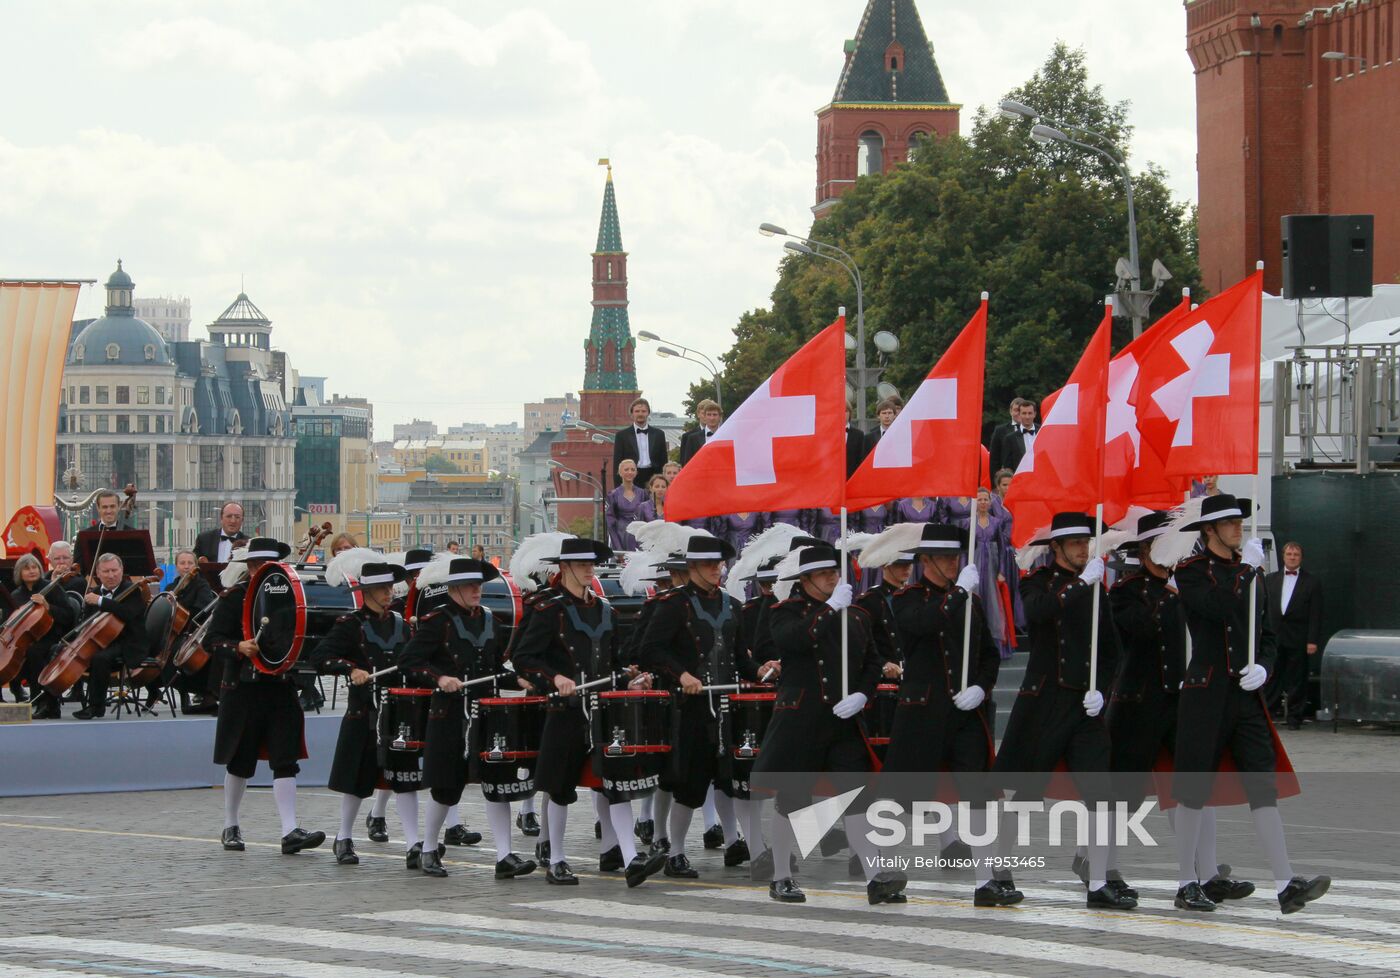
883 579 999 785
1172 549 1294 809
751 588 881 813
401 603 519 804
1107 570 1184 788
993 562 1119 797
854 581 908 667
208 579 306 777
316 608 415 797
639 582 752 806
80 579 147 664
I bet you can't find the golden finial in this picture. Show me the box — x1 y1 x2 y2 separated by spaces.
598 157 612 181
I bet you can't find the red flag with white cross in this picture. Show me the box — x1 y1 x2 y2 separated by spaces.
845 299 988 510
666 318 848 521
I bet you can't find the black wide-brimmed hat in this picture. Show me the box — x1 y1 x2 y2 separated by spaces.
403 548 434 571
544 537 614 564
786 535 825 552
685 535 735 562
243 537 291 561
911 523 964 555
662 551 689 573
781 545 841 580
1184 494 1253 531
348 561 408 590
1029 512 1096 546
1134 511 1172 543
748 555 783 583
439 558 501 585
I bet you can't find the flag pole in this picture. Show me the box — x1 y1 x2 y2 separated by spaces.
1089 296 1113 696
840 505 849 699
961 291 990 692
1248 260 1264 669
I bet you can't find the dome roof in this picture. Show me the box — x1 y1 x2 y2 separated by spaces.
106 259 133 290
69 313 171 366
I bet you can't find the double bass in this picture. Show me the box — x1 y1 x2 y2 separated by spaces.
0 571 77 685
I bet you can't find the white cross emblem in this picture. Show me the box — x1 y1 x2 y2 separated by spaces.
1016 384 1077 475
1150 320 1231 448
1105 354 1140 463
709 378 816 486
872 378 957 469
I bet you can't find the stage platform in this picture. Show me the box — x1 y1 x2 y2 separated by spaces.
0 699 348 798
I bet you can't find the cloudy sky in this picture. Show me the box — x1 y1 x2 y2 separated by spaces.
1 1 1196 432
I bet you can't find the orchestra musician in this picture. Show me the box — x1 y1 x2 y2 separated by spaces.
10 554 78 719
73 554 148 720
194 502 248 564
164 549 219 714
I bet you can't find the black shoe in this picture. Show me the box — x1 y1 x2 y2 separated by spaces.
406 841 423 869
867 871 909 905
9 686 28 703
281 828 326 855
495 853 537 879
420 849 448 878
599 845 625 872
724 839 750 867
1278 875 1330 914
1071 852 1089 886
635 818 654 845
664 853 699 878
1105 877 1139 901
1174 881 1217 911
1202 876 1255 902
594 820 603 840
444 824 482 846
534 839 550 864
848 853 864 878
333 838 359 865
651 837 671 855
994 878 1025 904
702 824 725 850
517 811 541 837
143 689 162 711
626 849 669 888
769 878 806 903
220 826 244 852
546 860 578 885
73 708 97 720
365 815 389 843
940 839 972 862
818 827 847 857
974 881 1022 906
1087 884 1138 910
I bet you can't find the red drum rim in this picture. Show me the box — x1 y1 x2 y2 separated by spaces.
729 692 777 702
391 740 427 749
386 687 433 697
479 750 540 760
478 695 549 706
867 737 892 745
876 683 900 693
597 690 671 700
603 744 672 754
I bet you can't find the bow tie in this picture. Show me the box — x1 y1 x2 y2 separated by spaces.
220 534 239 542
1285 570 1298 576
636 428 648 435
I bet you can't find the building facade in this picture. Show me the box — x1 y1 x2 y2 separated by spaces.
391 436 489 474
1188 0 1400 294
447 421 526 478
523 394 578 444
398 478 516 558
133 295 191 343
56 263 297 549
813 0 960 216
393 417 438 441
292 376 377 544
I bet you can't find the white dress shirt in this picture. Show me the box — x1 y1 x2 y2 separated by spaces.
217 535 234 563
1021 426 1036 454
635 427 652 469
1280 569 1299 614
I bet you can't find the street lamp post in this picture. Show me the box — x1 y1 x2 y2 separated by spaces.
1321 50 1369 71
635 331 724 412
548 460 605 541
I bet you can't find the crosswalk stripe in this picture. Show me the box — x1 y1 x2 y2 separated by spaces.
177 922 757 978
653 885 1400 972
0 966 113 978
361 908 1004 978
516 898 1315 978
0 936 441 978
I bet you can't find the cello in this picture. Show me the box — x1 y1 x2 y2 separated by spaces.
0 570 77 685
38 576 157 698
127 566 202 686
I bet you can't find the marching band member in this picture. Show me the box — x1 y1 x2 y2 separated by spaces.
316 552 420 868
1164 495 1329 914
853 547 913 679
401 557 536 879
732 554 783 873
208 538 325 856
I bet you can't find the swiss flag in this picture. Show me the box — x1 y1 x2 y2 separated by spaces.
666 318 847 521
845 299 987 510
1136 271 1263 477
1004 309 1112 547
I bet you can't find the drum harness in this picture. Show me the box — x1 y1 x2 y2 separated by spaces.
564 599 614 752
362 612 409 750
687 593 735 756
449 607 497 759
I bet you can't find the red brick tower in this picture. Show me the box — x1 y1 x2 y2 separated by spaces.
814 0 960 216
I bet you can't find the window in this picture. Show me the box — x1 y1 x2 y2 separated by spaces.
157 444 172 486
137 387 149 404
96 415 109 433
143 344 156 361
73 343 85 361
116 386 129 404
79 415 91 433
116 415 129 433
138 415 148 433
858 131 885 176
155 386 165 405
68 386 75 403
96 386 109 404
105 343 120 360
79 387 90 404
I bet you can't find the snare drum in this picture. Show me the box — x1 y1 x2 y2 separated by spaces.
592 689 672 757
379 687 432 753
722 690 776 759
477 695 548 762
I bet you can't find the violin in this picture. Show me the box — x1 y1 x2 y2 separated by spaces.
0 570 78 685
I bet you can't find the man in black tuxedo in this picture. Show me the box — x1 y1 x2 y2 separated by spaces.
844 405 864 477
90 490 135 532
1264 541 1324 729
679 399 722 467
613 397 669 490
862 394 904 460
195 501 249 564
74 553 148 719
990 398 1038 474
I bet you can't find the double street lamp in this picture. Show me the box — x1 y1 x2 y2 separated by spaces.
547 459 605 541
636 331 723 411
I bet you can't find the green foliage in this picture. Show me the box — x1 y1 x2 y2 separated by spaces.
424 454 461 474
691 43 1202 426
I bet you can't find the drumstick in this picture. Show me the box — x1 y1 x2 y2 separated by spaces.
759 667 776 683
697 683 743 693
251 616 270 644
552 673 618 697
365 665 399 681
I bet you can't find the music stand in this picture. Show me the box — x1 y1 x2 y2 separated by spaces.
75 529 158 579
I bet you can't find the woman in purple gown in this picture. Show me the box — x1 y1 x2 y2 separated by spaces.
856 503 890 592
948 487 1021 659
809 507 843 545
768 509 809 533
714 512 766 556
638 473 670 522
889 496 939 526
605 459 648 552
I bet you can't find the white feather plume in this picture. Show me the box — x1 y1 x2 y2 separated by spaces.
1094 506 1156 558
621 551 667 596
415 552 469 588
392 580 409 599
772 548 804 601
509 532 574 592
1016 541 1050 572
384 551 406 567
629 519 708 558
1150 497 1206 569
724 522 807 600
324 547 387 588
220 548 249 588
853 523 926 570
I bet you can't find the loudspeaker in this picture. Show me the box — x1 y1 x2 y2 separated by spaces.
1281 214 1373 299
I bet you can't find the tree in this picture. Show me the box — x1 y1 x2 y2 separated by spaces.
692 43 1201 431
424 454 461 474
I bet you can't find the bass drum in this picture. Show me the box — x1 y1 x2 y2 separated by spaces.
126 592 176 685
244 561 308 675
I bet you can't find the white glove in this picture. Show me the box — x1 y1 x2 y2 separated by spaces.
955 564 980 594
1079 556 1105 586
952 685 985 711
1239 662 1268 691
825 582 854 611
1083 689 1104 717
1241 538 1266 570
832 691 867 719
1167 575 1178 592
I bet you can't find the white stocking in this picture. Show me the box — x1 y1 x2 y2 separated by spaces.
702 785 718 828
223 773 247 829
1175 805 1205 887
610 803 638 863
423 799 450 850
484 800 514 862
653 790 673 841
395 790 421 851
843 813 881 882
1251 805 1295 892
770 811 797 882
594 792 618 851
735 797 765 853
713 790 739 845
271 777 298 837
1196 807 1220 880
547 800 569 866
669 803 696 858
370 787 390 818
337 794 361 841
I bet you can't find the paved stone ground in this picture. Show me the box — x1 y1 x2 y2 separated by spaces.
1 724 1398 978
